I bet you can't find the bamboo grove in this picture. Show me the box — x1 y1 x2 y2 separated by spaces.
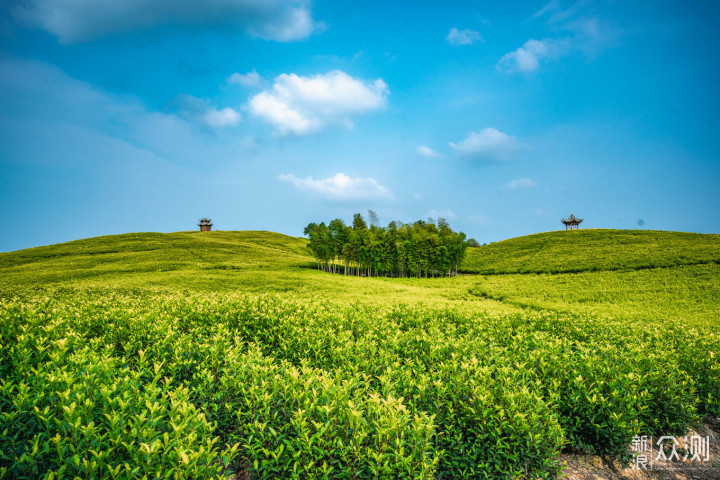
304 213 469 277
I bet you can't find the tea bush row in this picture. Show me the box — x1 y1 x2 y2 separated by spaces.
1 292 717 479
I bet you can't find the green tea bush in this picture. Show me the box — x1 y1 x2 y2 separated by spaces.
1 292 717 479
0 330 238 479
378 356 565 479
194 346 438 479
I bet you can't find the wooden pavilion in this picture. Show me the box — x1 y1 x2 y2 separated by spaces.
198 218 213 232
561 213 583 230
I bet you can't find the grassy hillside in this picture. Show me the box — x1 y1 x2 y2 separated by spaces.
0 231 516 312
462 229 720 274
1 229 719 479
2 229 719 324
6 229 719 283
0 230 310 273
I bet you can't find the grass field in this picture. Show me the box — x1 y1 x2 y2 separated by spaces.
462 229 720 274
1 229 719 479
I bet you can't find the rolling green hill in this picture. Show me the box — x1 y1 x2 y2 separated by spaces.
2 229 719 479
0 230 309 289
462 229 720 274
5 228 718 284
0 231 512 312
0 230 310 272
2 228 718 324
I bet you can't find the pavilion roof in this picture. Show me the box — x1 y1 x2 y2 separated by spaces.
561 213 583 224
198 218 213 225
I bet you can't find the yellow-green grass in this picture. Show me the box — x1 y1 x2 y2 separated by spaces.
468 264 720 325
0 231 518 314
462 229 720 274
2 229 719 479
3 229 720 324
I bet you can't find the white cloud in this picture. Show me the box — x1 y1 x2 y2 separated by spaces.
517 1 622 70
504 178 537 190
427 209 457 221
173 94 241 128
449 128 522 161
531 0 591 24
14 0 318 43
279 173 394 202
530 0 561 20
446 27 483 46
416 145 441 158
497 39 567 72
201 107 241 128
228 70 262 87
249 70 389 135
0 58 244 172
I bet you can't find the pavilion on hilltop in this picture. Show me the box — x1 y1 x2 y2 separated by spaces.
198 218 213 232
561 213 583 230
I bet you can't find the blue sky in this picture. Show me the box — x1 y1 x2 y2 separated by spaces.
1 0 719 252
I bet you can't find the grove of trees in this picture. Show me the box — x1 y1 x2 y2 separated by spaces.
304 212 469 278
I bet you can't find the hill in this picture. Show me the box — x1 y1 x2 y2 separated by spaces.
462 229 720 274
6 229 719 283
2 229 719 324
2 229 719 479
0 230 511 311
0 230 315 282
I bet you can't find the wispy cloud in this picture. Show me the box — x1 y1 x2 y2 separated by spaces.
416 145 442 158
173 94 241 128
531 0 594 24
0 58 242 170
14 0 319 43
446 27 483 46
504 0 622 72
504 178 537 190
449 128 523 161
279 173 394 201
227 70 262 87
249 70 388 135
530 0 561 21
497 38 567 72
201 108 241 128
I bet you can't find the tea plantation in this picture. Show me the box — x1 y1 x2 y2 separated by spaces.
1 229 718 479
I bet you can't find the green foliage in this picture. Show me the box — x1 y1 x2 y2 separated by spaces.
462 229 720 275
0 304 239 479
2 292 717 478
0 228 717 479
467 263 720 327
304 216 469 277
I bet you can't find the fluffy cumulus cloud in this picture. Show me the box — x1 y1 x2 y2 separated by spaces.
278 173 394 202
450 128 522 161
249 70 389 135
504 178 537 190
14 0 317 43
416 145 441 158
446 27 483 46
228 70 262 87
497 38 567 72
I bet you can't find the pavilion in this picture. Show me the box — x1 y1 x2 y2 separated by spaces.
561 213 583 230
198 218 213 232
